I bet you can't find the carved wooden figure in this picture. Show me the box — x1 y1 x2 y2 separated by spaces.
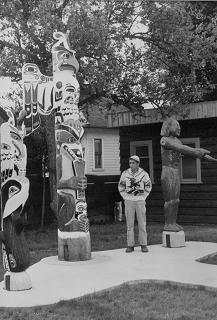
52 32 90 261
0 108 31 290
22 31 91 261
160 117 217 247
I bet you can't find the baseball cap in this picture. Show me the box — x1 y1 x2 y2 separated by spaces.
129 155 140 163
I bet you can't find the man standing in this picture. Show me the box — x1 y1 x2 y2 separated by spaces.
118 155 152 253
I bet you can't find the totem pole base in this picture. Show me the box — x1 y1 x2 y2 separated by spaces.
3 271 32 291
58 230 91 261
162 230 185 248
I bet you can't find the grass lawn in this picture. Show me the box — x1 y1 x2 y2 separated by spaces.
1 221 217 319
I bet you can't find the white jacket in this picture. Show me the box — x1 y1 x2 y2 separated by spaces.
118 167 152 201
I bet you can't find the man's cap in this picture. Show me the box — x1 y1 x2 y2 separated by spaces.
129 155 140 163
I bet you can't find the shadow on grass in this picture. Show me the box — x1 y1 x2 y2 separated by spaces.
0 281 217 319
197 252 217 265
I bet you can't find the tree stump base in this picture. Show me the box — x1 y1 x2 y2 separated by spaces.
4 271 32 291
162 230 185 248
58 231 91 261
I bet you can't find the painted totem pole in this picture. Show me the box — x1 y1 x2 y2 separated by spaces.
52 32 90 261
0 107 31 291
22 31 91 261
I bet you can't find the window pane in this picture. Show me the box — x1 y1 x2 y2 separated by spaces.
94 139 102 152
94 139 102 168
182 157 197 179
95 154 101 168
135 146 149 157
140 158 150 174
186 143 195 149
182 142 197 180
131 140 154 183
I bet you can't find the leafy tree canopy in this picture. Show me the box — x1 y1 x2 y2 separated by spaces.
1 0 217 215
1 0 217 118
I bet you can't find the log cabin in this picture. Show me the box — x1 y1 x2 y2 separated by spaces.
107 100 217 225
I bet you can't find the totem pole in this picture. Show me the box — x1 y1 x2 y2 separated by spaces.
22 31 91 261
0 107 31 291
52 32 90 261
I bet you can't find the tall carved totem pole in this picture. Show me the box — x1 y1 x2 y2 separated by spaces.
52 32 91 261
0 108 31 291
22 31 91 262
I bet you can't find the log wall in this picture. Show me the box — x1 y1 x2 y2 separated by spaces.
108 101 217 128
119 117 217 225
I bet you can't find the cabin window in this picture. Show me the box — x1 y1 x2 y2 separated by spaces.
94 138 103 169
179 137 201 183
130 140 154 183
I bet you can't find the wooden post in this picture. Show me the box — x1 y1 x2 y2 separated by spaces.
58 231 91 261
162 230 185 248
41 171 46 231
4 271 32 291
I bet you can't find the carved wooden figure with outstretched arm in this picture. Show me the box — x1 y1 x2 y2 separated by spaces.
160 117 217 233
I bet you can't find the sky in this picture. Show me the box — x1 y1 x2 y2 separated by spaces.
0 77 18 95
0 77 21 108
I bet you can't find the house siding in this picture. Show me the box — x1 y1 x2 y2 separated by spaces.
21 127 121 225
79 127 121 222
119 117 217 225
82 127 120 176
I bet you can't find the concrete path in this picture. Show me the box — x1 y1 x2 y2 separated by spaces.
1 241 217 308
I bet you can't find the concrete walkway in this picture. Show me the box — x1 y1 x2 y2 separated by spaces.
1 241 217 308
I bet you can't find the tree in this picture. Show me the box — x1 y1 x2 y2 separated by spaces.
113 1 217 116
1 0 217 213
186 1 217 102
1 1 217 113
0 0 140 215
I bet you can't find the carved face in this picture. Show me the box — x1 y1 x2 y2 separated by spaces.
1 123 26 184
75 200 88 220
22 63 40 81
52 31 79 73
170 120 181 137
54 76 80 122
62 79 80 119
2 178 29 220
53 48 79 74
56 127 84 162
1 177 30 272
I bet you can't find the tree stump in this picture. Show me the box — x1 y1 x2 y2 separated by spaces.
4 271 32 291
162 230 185 248
58 231 91 261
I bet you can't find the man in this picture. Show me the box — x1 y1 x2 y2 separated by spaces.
160 117 214 232
118 155 152 253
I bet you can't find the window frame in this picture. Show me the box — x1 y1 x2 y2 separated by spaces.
93 138 104 171
179 137 202 184
130 140 154 183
